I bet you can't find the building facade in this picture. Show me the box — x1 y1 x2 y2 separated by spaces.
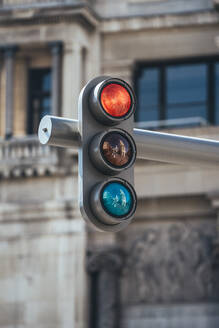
0 0 219 327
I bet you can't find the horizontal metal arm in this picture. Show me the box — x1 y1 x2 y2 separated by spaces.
38 115 219 168
38 115 80 148
134 128 219 168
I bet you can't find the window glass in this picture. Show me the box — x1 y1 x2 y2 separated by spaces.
166 64 207 120
28 68 51 134
137 68 159 121
41 97 51 118
42 72 51 92
166 105 207 120
135 59 219 127
215 63 219 124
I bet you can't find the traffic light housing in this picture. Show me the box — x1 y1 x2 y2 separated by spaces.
78 76 137 232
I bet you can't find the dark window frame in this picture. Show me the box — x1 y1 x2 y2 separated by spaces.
133 55 219 125
27 68 51 135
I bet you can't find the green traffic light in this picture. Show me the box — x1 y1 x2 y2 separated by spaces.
101 181 133 218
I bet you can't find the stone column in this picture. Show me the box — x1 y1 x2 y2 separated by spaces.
62 42 82 118
87 248 124 328
49 41 62 117
4 45 18 139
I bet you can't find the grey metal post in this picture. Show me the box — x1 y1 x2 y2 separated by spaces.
38 115 219 168
4 45 18 139
38 115 80 148
49 41 62 117
134 128 219 168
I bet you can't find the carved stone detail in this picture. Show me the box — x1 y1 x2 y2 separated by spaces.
87 247 124 273
0 136 75 178
122 222 219 304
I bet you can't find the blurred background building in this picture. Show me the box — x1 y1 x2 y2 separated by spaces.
0 0 219 327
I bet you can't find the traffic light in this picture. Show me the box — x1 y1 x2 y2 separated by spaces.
78 76 137 232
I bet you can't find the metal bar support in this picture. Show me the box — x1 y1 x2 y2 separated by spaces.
38 115 219 168
38 115 80 148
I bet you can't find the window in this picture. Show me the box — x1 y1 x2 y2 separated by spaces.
27 68 51 134
134 58 219 128
137 68 159 122
215 62 219 124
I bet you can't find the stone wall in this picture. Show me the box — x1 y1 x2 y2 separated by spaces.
121 220 219 304
93 0 214 18
0 167 88 328
0 217 87 328
119 218 219 328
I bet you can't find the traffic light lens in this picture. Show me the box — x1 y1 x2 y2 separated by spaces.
101 132 132 167
102 182 133 217
100 83 131 117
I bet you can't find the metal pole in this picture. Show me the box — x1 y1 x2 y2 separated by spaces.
38 115 80 148
134 128 219 168
38 115 219 168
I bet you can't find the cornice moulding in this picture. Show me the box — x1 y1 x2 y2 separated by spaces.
100 11 219 33
0 4 100 29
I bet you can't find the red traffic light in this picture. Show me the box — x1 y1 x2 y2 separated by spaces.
100 83 132 118
89 77 136 125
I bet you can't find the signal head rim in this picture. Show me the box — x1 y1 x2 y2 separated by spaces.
90 177 137 225
100 179 137 220
90 77 136 125
89 128 137 176
99 129 137 170
99 81 132 119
